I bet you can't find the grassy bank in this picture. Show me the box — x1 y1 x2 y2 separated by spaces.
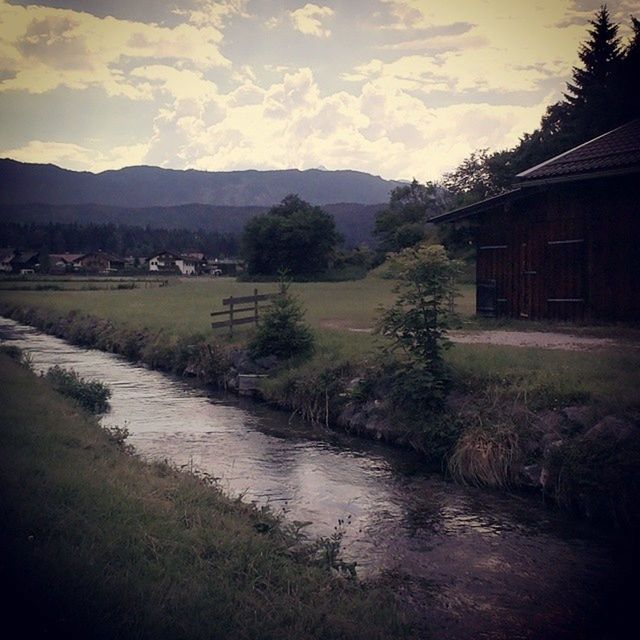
2 278 639 526
0 354 408 640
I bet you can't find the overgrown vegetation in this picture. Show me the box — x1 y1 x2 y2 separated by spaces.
547 433 640 527
43 365 111 414
0 354 408 639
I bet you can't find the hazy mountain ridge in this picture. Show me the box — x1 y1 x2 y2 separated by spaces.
0 159 402 207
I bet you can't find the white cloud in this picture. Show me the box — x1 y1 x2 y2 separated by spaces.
288 4 335 37
2 139 149 172
0 0 230 97
129 65 548 181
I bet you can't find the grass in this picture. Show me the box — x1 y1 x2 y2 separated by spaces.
1 275 638 411
0 275 474 337
0 354 409 639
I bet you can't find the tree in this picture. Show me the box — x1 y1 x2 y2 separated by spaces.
442 7 639 210
374 179 447 256
564 4 623 139
375 243 461 413
248 278 314 361
241 194 340 276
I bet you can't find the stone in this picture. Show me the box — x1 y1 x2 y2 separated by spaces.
532 410 565 436
584 416 640 444
518 464 542 488
561 405 595 432
254 355 279 371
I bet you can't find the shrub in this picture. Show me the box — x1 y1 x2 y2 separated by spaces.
375 243 461 418
44 365 111 414
249 280 314 362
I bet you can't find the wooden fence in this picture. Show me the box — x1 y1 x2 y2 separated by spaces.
210 288 277 336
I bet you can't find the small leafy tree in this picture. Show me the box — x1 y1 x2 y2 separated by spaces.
376 243 461 413
249 278 315 361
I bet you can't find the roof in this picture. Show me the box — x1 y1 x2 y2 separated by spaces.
50 253 83 263
431 119 640 224
0 248 15 262
517 119 640 185
429 189 531 223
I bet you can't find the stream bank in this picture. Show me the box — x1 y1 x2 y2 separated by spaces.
2 301 639 527
1 316 638 640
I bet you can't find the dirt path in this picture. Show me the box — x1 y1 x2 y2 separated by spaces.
319 321 637 351
448 330 626 351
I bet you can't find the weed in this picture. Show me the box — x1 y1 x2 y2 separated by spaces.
43 365 111 414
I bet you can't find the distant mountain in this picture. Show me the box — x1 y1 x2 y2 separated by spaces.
0 202 383 247
0 159 401 207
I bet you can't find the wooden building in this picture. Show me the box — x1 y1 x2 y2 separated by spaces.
431 120 640 321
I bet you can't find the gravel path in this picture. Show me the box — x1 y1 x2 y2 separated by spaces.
320 321 637 351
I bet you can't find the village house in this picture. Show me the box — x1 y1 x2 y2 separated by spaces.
148 251 198 275
73 251 124 274
49 253 84 274
430 119 640 321
7 250 40 274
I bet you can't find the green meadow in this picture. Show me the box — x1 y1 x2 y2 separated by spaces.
0 275 638 409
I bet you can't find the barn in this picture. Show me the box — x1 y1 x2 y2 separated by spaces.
431 119 640 321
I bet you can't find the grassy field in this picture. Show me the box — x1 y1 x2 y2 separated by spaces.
0 354 408 639
1 275 638 410
0 275 473 335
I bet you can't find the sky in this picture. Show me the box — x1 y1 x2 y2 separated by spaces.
1 0 639 182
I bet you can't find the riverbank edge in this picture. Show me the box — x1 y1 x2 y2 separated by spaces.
0 352 410 640
2 302 639 527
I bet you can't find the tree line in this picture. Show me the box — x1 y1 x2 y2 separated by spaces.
0 221 238 259
443 5 640 204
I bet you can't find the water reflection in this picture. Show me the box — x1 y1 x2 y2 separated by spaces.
0 317 632 640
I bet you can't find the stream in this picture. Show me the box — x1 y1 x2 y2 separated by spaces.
0 316 635 640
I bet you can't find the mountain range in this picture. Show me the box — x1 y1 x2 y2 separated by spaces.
0 159 400 246
0 159 400 207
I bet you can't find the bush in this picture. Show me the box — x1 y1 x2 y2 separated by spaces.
249 280 314 362
44 365 111 414
375 243 461 420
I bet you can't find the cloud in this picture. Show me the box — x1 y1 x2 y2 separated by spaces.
0 0 230 97
2 139 148 172
129 65 549 181
288 4 335 37
173 0 251 28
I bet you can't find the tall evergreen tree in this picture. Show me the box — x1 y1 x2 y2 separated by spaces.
564 5 623 138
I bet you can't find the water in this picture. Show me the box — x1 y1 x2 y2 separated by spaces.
0 317 635 640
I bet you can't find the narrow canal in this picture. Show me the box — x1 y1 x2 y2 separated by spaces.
0 317 634 640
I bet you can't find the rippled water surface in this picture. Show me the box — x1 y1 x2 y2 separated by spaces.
1 317 634 640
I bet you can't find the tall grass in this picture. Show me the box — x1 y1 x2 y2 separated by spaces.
0 354 409 639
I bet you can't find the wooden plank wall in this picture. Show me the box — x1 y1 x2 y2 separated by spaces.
476 176 640 321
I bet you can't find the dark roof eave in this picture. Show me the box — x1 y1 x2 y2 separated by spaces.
429 188 527 224
516 164 640 187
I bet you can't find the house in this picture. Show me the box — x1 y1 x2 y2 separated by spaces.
207 258 243 276
11 250 39 274
49 253 84 273
74 251 124 274
148 251 198 275
430 119 640 321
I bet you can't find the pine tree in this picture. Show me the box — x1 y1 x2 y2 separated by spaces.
618 16 640 122
564 5 623 138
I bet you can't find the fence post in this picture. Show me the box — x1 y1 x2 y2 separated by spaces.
229 296 234 337
254 288 259 326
